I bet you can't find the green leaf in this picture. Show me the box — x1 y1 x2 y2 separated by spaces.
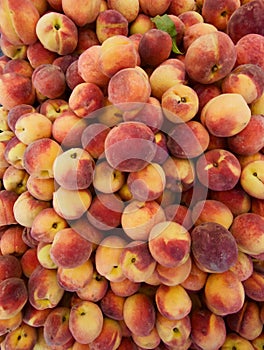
151 14 184 55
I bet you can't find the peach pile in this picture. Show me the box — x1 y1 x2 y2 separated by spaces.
0 0 264 349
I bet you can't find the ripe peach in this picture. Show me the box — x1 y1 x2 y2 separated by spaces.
3 322 37 350
27 41 58 69
0 311 23 336
243 271 264 302
69 215 103 246
100 289 125 321
61 0 101 27
65 60 85 90
93 160 125 194
2 166 28 195
181 259 207 291
37 242 57 270
77 270 108 303
0 189 18 226
235 33 264 70
156 255 192 286
89 317 122 350
193 82 221 113
0 34 27 60
26 176 55 202
183 22 218 51
39 98 70 122
229 251 253 282
20 248 40 278
132 326 160 349
178 10 204 28
0 255 22 282
251 91 264 115
96 9 128 43
108 0 139 22
164 204 193 230
240 160 264 199
0 225 28 256
3 58 33 78
7 104 35 132
221 332 255 349
75 27 100 54
81 122 110 159
23 303 52 328
110 278 140 297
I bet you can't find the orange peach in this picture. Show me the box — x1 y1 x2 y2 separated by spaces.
27 41 58 68
2 165 29 195
93 160 125 194
0 225 28 256
243 271 264 302
39 98 70 122
221 332 255 349
3 323 37 350
156 255 192 286
0 311 23 336
0 34 27 60
132 326 160 349
77 269 108 303
178 10 204 28
129 13 155 35
181 258 208 291
89 317 122 350
183 22 218 51
110 278 141 297
0 255 22 282
108 0 139 22
240 159 264 199
23 303 52 328
0 189 19 226
2 58 33 78
62 0 101 27
75 27 100 54
26 176 55 201
139 0 171 16
229 251 253 282
100 289 125 321
20 248 40 278
96 9 128 43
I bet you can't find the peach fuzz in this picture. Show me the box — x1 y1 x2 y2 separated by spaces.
240 160 264 199
69 300 103 344
149 221 191 268
26 176 55 201
99 35 138 77
108 0 139 22
3 323 37 350
0 0 39 45
0 189 18 226
78 45 109 88
183 22 217 51
77 270 108 303
62 0 101 27
96 9 128 44
121 200 166 241
235 33 264 71
190 308 226 350
184 31 236 84
204 270 245 316
36 12 78 55
0 225 28 256
123 292 155 337
89 317 122 350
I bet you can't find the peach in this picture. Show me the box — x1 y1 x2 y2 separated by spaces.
46 0 62 11
2 166 29 195
36 12 78 55
0 255 22 282
221 333 255 349
204 270 245 316
93 160 125 194
81 122 110 159
226 300 263 341
23 303 52 328
37 242 57 270
104 121 155 172
169 0 196 15
190 308 226 350
89 317 122 350
99 35 138 77
95 235 127 282
191 222 238 273
69 215 103 247
0 311 23 336
30 0 48 15
27 41 58 69
164 204 193 231
156 312 191 348
162 83 199 123
228 114 264 156
178 10 204 28
202 0 240 31
0 277 28 319
155 284 192 320
50 227 92 269
87 193 124 231
252 197 264 217
39 98 70 122
149 221 191 268
227 0 264 44
121 200 166 241
57 259 93 292
193 82 221 113
167 120 210 159
229 251 253 282
132 326 160 349
110 278 141 297
0 72 35 110
123 292 155 337
196 148 241 191
184 31 236 84
243 271 264 301
180 259 207 291
0 0 39 45
78 46 109 88
3 58 33 78
108 0 139 22
62 0 101 27
251 91 264 115
0 34 27 60
100 289 125 321
77 269 108 302
28 266 64 310
96 9 128 43
0 225 28 256
23 138 62 178
7 104 35 133
3 323 37 350
119 240 157 283
235 33 264 71
43 306 73 347
20 248 40 278
0 189 18 226
139 0 171 16
153 131 169 164
156 255 192 286
191 199 234 229
13 191 50 228
240 160 264 199
183 22 218 51
69 300 103 344
68 82 104 119
75 27 100 54
26 176 54 202
127 162 166 202
129 13 155 35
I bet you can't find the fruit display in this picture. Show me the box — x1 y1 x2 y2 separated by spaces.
0 0 264 349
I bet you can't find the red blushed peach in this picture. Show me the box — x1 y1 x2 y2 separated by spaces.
193 82 221 113
149 221 191 268
240 160 264 199
155 284 192 321
81 122 110 159
191 222 238 273
43 306 73 347
183 22 218 51
227 0 264 44
3 58 33 78
2 166 29 195
104 121 155 172
132 326 160 349
204 270 245 316
0 255 22 282
129 13 155 35
0 72 35 110
190 308 226 350
77 270 108 303
0 0 39 45
156 312 191 349
181 259 208 291
153 131 169 164
123 293 155 337
228 114 264 156
0 277 28 319
99 35 138 78
100 289 125 321
108 0 139 22
36 12 78 55
0 311 23 336
230 213 264 256
226 300 263 341
69 215 103 247
252 197 264 217
0 189 18 226
78 45 109 88
23 138 62 179
46 0 63 11
39 98 70 122
95 235 127 283
28 266 64 310
191 199 234 229
37 242 57 270
184 31 236 84
53 148 95 191
162 83 199 124
26 176 55 202
119 240 157 283
235 33 264 70
164 204 193 231
178 10 204 28
50 228 92 269
20 248 40 278
62 0 101 27
156 255 192 286
108 66 151 110
65 60 84 90
27 41 58 69
69 300 103 344
110 278 141 298
139 0 171 16
53 53 78 72
196 148 241 191
68 82 104 119
89 318 122 350
93 160 125 194
0 35 27 60
75 27 100 54
7 104 35 133
167 120 210 159
243 271 264 302
121 200 166 241
96 9 128 44
229 251 253 282
0 225 28 256
3 323 37 350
